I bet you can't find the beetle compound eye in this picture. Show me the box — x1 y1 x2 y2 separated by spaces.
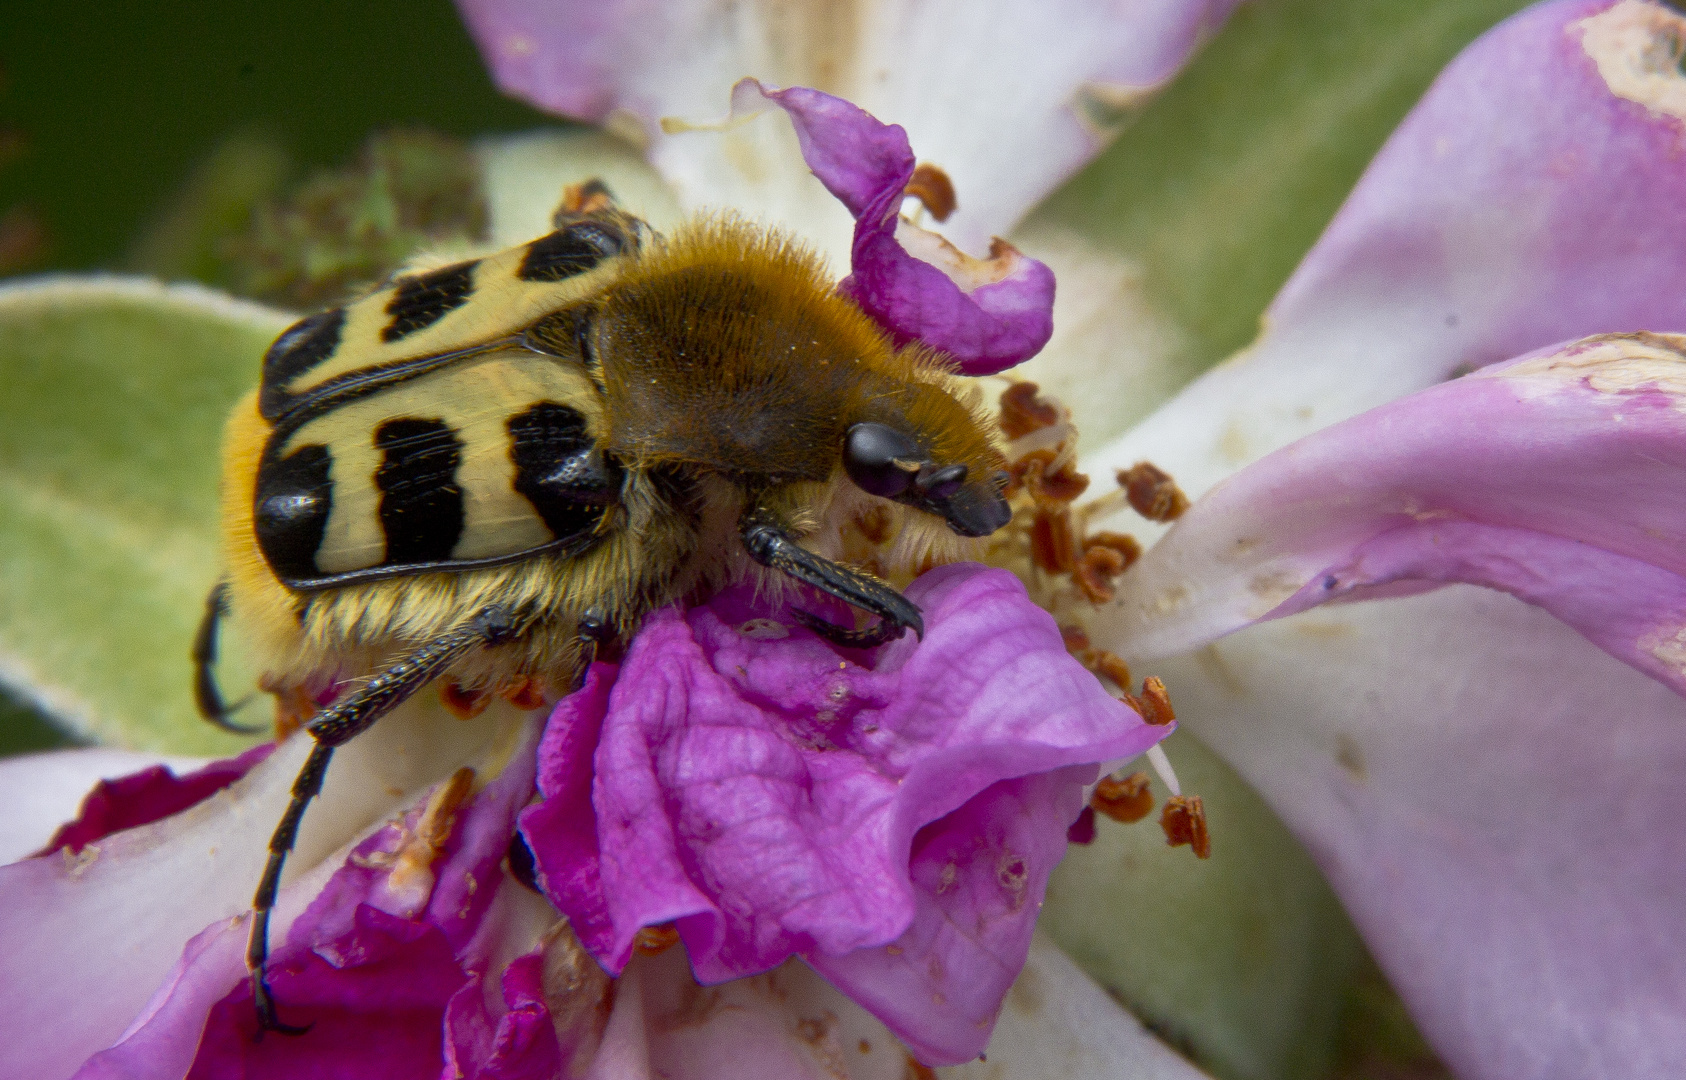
916 463 968 500
844 423 922 498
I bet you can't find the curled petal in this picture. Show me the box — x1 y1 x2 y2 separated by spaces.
522 563 1164 1065
456 0 1242 248
36 744 273 856
1102 333 1686 699
728 80 1055 374
0 749 213 864
1090 0 1686 500
184 717 542 1072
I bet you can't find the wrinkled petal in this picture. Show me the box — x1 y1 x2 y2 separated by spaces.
1101 333 1686 703
0 700 525 1080
523 563 1164 1065
731 79 1054 373
1158 589 1686 1080
182 716 542 1075
457 0 1241 254
1089 0 1686 502
37 743 273 856
0 749 209 864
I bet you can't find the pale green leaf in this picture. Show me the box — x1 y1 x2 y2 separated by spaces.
0 277 287 753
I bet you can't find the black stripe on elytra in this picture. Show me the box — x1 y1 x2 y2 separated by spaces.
253 443 334 582
259 308 346 420
382 261 478 343
517 223 625 283
374 418 465 564
509 402 621 539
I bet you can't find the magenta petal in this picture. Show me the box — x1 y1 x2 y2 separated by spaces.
742 81 1055 374
1107 333 1686 698
173 722 541 1077
188 908 464 1080
811 767 1092 1064
38 743 273 856
443 951 563 1080
524 562 1164 1064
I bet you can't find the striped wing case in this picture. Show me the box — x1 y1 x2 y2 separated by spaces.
251 220 630 590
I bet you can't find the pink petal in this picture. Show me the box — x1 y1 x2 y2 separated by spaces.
738 79 1054 373
1159 588 1686 1080
37 743 273 856
0 704 534 1080
181 719 542 1075
1090 0 1686 499
455 0 1241 247
0 749 211 864
443 951 563 1080
522 562 1164 1065
1102 333 1686 706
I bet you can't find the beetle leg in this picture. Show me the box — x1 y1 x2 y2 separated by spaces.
193 582 262 734
247 604 522 1038
739 514 923 647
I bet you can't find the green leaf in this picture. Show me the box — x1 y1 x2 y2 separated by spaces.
1026 0 1535 443
0 277 287 754
1042 730 1363 1080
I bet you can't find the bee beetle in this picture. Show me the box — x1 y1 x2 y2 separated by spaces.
200 183 1012 1031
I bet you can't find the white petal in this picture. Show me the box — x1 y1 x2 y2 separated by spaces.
1158 587 1686 1080
0 749 206 865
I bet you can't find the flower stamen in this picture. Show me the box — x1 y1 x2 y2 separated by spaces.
1160 794 1211 859
1091 771 1154 824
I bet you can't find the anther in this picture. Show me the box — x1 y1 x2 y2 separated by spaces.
1090 651 1133 694
1117 462 1190 522
999 382 1061 439
903 163 957 223
1160 795 1211 859
1123 676 1175 726
1092 771 1154 823
1030 507 1077 574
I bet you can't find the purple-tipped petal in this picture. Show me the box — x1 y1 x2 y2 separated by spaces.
1158 588 1686 1080
444 951 564 1080
0 749 212 865
183 719 542 1073
456 0 1241 248
729 80 1055 373
37 743 273 856
0 702 534 1080
1090 0 1686 499
522 562 1163 1065
1102 333 1686 703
